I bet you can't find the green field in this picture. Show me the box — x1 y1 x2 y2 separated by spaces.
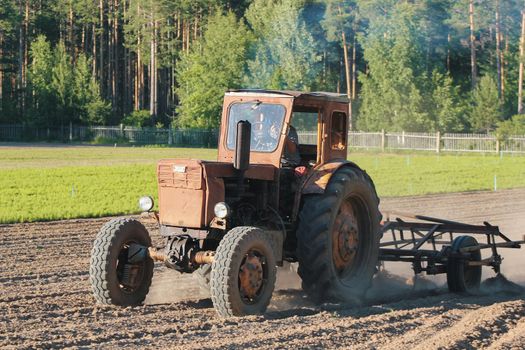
1 146 524 223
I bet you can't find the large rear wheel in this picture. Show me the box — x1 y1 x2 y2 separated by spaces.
210 226 277 317
297 166 381 303
89 218 154 306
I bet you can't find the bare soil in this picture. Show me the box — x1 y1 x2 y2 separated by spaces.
1 189 525 349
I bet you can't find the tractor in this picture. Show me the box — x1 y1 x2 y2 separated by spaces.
89 89 382 317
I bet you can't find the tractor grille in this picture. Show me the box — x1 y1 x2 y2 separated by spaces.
157 161 203 190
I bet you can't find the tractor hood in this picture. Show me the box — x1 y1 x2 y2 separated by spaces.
157 159 275 228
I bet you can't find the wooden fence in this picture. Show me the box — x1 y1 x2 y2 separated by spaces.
0 124 524 154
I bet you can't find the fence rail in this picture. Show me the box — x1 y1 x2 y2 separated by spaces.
0 124 524 154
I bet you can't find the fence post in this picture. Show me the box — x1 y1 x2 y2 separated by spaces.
381 129 385 151
496 139 500 153
69 122 73 142
120 123 125 139
436 131 441 153
168 124 173 145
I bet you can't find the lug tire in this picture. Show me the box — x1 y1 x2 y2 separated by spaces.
297 166 381 303
447 235 482 293
89 218 154 306
210 226 277 317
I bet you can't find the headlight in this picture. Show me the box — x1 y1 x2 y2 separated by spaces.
139 196 154 212
214 202 230 219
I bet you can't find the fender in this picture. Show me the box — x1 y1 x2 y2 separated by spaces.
291 160 364 220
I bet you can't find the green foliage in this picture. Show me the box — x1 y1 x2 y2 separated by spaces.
175 11 252 128
28 35 55 126
3 0 525 133
429 70 465 132
91 135 129 145
52 42 75 120
1 146 525 223
469 75 501 133
245 0 321 90
496 114 525 140
122 110 152 127
358 1 431 131
74 54 111 125
28 36 110 126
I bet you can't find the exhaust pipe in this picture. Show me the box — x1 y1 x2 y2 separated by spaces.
234 120 251 171
233 121 251 198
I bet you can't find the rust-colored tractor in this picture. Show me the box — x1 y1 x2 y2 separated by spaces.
89 90 382 317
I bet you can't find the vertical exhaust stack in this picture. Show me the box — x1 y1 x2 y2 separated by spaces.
234 120 251 171
234 121 251 197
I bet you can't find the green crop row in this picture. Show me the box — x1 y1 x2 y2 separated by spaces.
0 146 524 223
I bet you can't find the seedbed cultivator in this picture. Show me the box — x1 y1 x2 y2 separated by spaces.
379 212 525 292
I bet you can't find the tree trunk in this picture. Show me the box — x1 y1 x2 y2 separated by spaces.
495 0 502 101
518 11 525 114
0 33 3 113
447 32 451 73
99 0 104 95
352 33 357 100
112 0 119 114
17 0 24 113
342 31 352 130
92 24 97 78
502 32 508 100
69 2 74 58
469 0 477 89
149 17 157 117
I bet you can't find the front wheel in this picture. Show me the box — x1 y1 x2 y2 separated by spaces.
210 226 277 317
89 218 154 306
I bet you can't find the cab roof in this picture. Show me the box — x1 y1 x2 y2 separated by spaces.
227 89 349 103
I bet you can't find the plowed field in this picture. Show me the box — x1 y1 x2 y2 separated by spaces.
1 189 525 349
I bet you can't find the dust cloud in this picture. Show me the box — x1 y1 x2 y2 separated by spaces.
145 265 206 305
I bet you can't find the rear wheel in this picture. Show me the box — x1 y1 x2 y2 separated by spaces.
447 235 482 293
297 166 381 303
210 226 277 317
89 218 154 306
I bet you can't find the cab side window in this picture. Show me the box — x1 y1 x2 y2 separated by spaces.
331 111 347 150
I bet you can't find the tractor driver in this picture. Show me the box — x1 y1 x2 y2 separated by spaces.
282 125 301 167
252 112 301 166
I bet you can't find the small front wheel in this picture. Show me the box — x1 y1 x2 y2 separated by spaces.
447 235 482 293
210 226 277 317
89 218 154 306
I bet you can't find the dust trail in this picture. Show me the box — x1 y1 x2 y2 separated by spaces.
480 274 525 295
275 262 301 290
145 265 206 305
365 269 444 305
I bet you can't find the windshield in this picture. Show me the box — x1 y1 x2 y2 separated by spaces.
226 102 286 152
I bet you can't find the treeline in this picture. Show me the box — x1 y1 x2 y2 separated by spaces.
1 0 525 135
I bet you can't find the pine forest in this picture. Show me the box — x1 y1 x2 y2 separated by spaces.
1 0 525 135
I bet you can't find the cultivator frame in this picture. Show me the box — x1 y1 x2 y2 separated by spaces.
379 212 525 276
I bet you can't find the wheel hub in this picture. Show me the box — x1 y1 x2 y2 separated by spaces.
239 252 264 299
332 203 359 272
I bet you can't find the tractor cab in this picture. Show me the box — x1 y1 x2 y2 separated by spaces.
217 90 350 168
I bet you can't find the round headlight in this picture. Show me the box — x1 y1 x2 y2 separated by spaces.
139 196 154 212
214 202 230 219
